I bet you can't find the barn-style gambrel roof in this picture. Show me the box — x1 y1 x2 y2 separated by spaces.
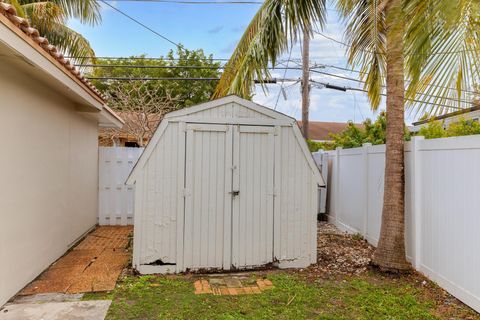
127 95 324 186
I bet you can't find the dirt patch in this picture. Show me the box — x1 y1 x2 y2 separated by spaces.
308 222 374 276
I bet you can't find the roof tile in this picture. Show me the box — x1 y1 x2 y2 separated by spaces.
0 0 105 101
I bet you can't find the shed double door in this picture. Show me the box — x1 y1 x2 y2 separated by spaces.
183 124 275 270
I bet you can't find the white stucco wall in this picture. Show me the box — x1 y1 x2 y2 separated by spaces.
0 63 99 306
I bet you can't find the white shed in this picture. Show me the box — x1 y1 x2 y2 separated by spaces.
126 95 324 274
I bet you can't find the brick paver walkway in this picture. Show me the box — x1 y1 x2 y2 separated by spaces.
20 226 132 295
194 275 273 295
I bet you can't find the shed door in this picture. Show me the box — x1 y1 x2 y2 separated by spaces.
183 124 233 270
232 125 275 268
183 124 274 271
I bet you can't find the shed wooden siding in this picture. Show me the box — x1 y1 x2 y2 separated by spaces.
136 122 180 265
186 102 273 119
129 96 323 274
275 126 318 265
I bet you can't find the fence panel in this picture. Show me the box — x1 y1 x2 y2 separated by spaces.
327 135 480 313
98 147 143 225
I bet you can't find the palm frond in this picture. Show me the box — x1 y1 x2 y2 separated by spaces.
35 21 95 64
213 0 326 99
17 0 101 25
5 0 25 17
21 2 64 30
404 0 480 116
336 0 387 110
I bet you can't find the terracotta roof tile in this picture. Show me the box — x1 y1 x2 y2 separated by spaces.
0 0 105 102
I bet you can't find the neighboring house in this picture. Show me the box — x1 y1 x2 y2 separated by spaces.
412 105 480 132
297 121 363 141
99 111 161 147
0 2 123 306
102 118 362 147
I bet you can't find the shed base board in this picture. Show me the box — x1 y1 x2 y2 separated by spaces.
275 258 311 269
137 265 177 275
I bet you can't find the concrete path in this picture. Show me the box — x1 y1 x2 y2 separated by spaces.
0 293 111 320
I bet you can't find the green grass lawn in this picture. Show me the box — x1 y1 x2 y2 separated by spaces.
83 271 479 320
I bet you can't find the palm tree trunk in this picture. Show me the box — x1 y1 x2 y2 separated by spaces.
372 0 410 272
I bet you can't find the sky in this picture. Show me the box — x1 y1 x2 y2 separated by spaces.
69 0 418 124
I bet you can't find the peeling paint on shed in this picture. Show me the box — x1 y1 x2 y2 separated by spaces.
126 95 324 274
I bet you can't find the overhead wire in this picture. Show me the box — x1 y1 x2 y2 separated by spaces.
274 45 294 110
99 0 181 48
309 80 466 111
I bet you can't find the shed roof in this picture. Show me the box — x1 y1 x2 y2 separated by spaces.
127 95 324 186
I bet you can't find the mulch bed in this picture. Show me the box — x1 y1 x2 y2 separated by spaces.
310 222 374 275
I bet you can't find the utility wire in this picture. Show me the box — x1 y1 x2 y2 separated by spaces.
99 0 181 48
76 64 305 71
274 46 294 110
310 80 466 111
104 0 263 3
310 69 474 105
313 30 480 56
86 76 298 83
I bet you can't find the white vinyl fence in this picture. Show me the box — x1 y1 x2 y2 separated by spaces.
327 135 480 313
98 147 144 225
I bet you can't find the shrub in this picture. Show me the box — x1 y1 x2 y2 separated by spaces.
418 120 446 139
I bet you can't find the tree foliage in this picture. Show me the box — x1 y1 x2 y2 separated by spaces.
308 111 410 152
418 118 480 139
89 48 221 108
6 0 101 63
99 82 179 147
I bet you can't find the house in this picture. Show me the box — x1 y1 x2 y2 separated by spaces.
0 2 123 306
297 121 363 141
99 111 161 147
412 105 480 131
101 116 362 147
126 95 325 274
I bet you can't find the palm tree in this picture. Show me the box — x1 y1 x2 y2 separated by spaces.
212 0 327 99
6 0 101 63
214 0 480 271
336 0 480 271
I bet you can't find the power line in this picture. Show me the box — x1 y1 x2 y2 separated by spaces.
310 80 466 111
310 69 474 105
76 64 305 71
103 0 262 3
86 76 298 83
275 45 294 110
313 30 480 56
69 56 232 61
99 0 181 48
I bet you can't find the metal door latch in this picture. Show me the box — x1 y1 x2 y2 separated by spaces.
230 190 240 196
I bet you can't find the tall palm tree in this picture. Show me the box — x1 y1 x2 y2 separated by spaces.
214 0 480 271
336 0 480 271
6 0 101 63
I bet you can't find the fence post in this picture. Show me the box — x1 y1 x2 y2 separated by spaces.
334 147 342 226
411 136 424 269
362 143 372 237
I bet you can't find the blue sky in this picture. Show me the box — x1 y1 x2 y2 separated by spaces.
69 1 417 124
